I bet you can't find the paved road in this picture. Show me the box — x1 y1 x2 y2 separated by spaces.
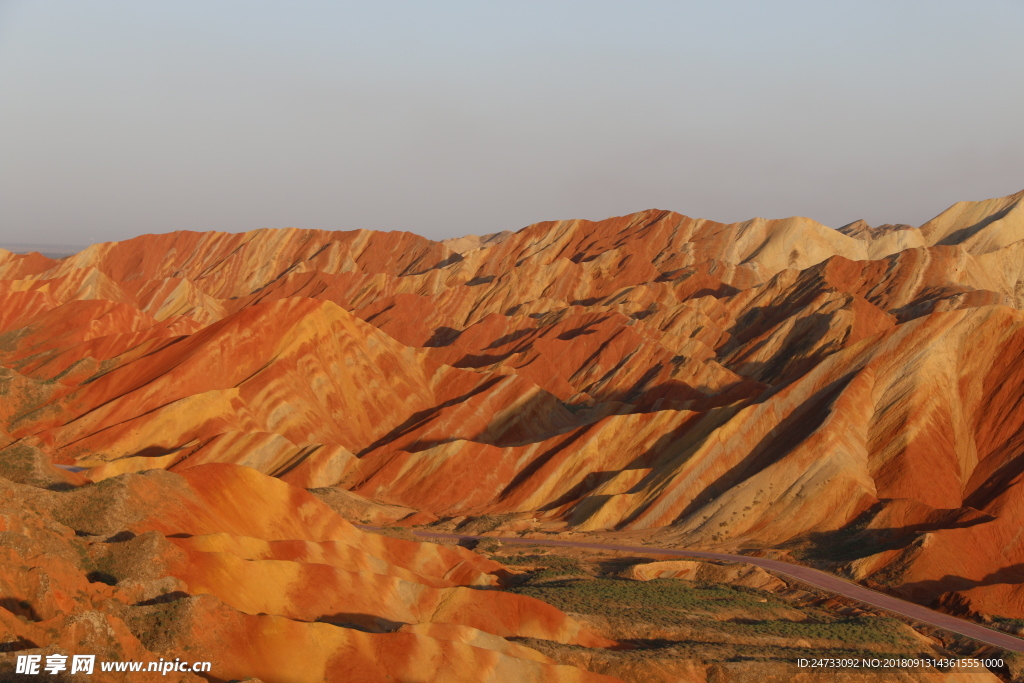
411 529 1024 653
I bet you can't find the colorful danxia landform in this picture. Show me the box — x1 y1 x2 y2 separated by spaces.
2 190 1024 681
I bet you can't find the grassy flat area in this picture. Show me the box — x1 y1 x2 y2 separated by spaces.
489 548 983 681
513 572 907 645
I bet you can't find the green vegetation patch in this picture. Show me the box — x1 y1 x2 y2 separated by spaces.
497 552 579 566
498 553 584 580
511 574 909 647
992 616 1024 636
511 576 777 626
720 615 907 645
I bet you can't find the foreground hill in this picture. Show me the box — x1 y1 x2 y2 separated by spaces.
3 190 1024 678
0 456 617 682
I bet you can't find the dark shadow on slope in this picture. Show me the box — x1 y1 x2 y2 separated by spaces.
795 502 996 564
723 312 839 386
495 427 593 502
0 636 38 652
124 445 179 459
422 326 461 347
452 351 517 369
356 376 507 456
0 598 41 622
654 267 742 299
965 451 1024 512
406 251 464 276
485 328 535 349
667 371 858 526
371 384 586 454
800 527 968 565
136 591 191 606
535 412 714 517
86 571 118 586
895 564 1024 606
556 321 601 341
269 445 322 480
538 473 623 512
888 286 1003 324
317 612 404 633
465 275 495 286
935 202 1019 247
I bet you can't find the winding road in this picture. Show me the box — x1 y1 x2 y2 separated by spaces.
410 529 1024 653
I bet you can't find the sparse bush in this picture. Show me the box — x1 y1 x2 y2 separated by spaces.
511 574 908 647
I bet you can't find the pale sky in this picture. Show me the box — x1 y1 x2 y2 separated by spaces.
1 0 1023 246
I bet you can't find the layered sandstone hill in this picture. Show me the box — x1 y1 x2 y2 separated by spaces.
0 453 618 682
3 189 1024 629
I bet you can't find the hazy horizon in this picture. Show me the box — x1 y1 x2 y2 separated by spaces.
3 183 1024 256
2 1 1023 245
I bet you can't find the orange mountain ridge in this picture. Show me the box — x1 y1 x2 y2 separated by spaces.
3 189 1024 678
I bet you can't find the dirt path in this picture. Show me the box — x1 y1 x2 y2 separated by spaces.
413 529 1024 653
